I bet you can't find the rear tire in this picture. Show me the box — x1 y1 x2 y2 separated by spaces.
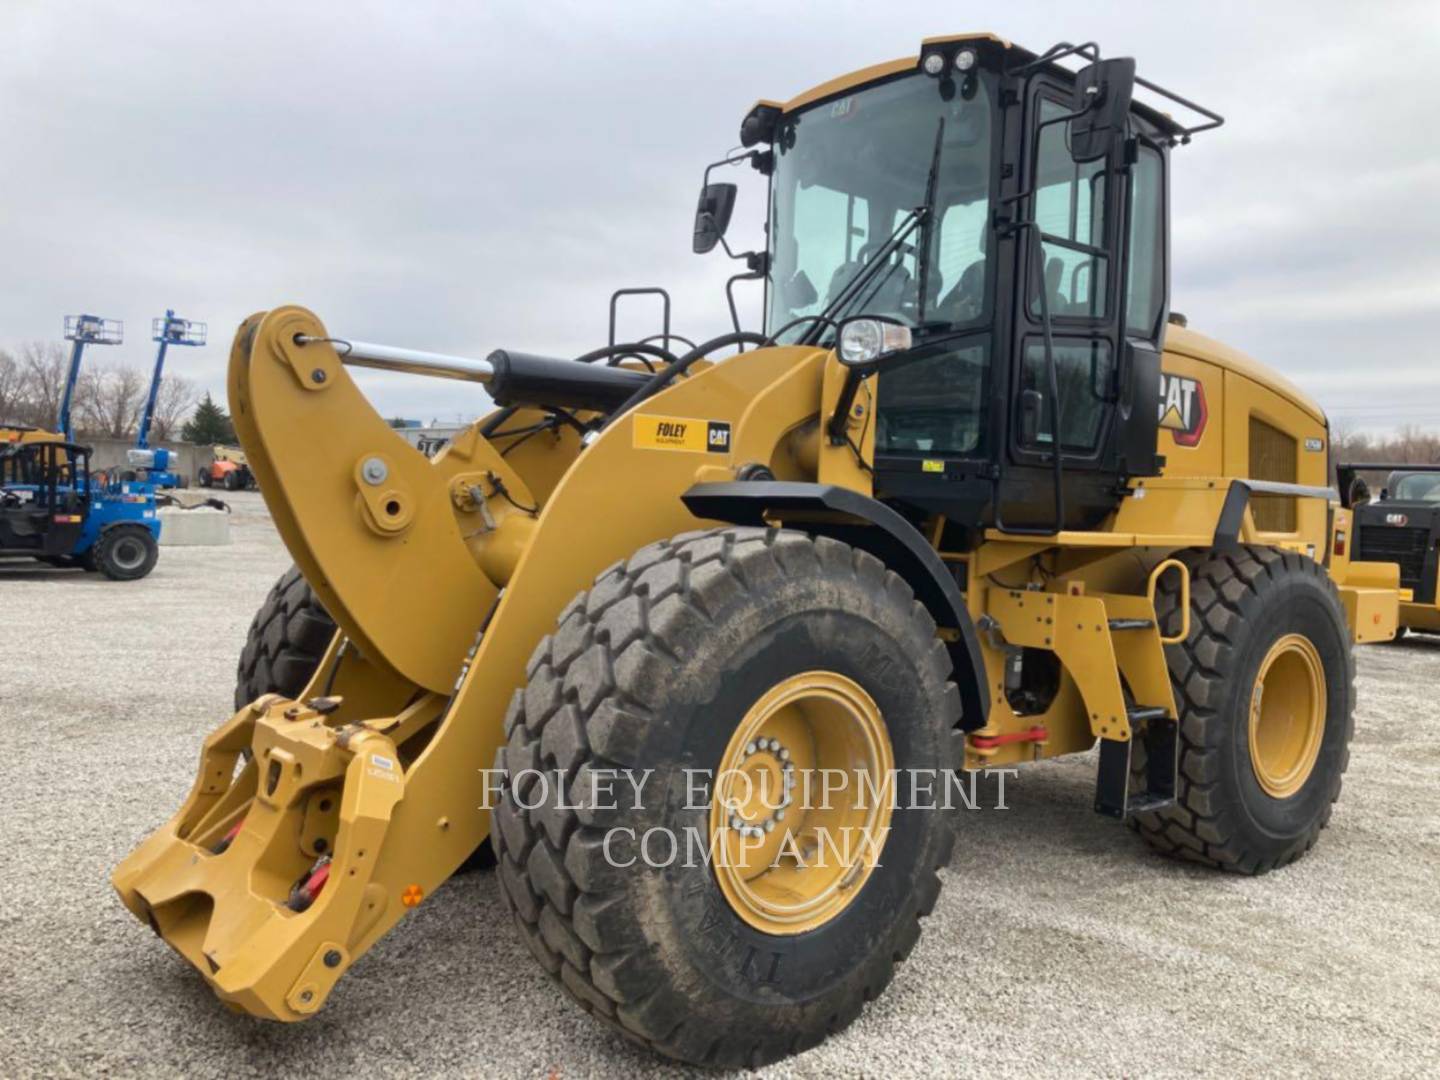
198 469 212 488
223 471 241 491
1130 547 1354 873
93 525 159 581
491 527 964 1067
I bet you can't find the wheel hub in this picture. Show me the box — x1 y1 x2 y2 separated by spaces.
113 536 146 570
710 671 894 935
1249 633 1326 799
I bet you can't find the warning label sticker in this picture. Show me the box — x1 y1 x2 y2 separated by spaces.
633 415 731 454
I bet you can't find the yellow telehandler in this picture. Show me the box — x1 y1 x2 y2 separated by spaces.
113 34 1401 1067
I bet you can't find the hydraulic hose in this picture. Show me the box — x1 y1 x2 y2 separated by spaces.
600 331 768 431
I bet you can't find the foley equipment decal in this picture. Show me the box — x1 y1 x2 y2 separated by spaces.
1158 372 1208 447
633 415 732 454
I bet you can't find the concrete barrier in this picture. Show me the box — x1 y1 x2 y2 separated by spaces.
157 506 231 546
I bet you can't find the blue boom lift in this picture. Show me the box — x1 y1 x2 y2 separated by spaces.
0 315 162 579
125 309 206 488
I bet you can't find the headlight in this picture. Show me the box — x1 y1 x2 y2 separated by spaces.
921 52 946 77
953 49 976 72
837 318 912 368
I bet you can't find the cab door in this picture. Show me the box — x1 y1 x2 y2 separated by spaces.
998 77 1165 531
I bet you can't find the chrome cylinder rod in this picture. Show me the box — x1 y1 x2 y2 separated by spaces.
296 335 494 384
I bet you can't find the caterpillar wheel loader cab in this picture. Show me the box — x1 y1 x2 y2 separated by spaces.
114 34 1400 1068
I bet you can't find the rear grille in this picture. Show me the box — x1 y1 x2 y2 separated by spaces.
1356 525 1430 590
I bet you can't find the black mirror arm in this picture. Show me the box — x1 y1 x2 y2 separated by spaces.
717 233 754 263
703 149 759 186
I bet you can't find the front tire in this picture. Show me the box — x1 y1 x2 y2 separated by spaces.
491 527 964 1067
93 525 159 581
1131 547 1354 873
235 566 339 709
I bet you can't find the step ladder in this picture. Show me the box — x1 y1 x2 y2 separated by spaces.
1093 613 1179 818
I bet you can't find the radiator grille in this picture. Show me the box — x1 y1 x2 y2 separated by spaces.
1356 525 1430 591
1249 417 1297 532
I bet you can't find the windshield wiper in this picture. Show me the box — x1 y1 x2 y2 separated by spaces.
916 117 945 324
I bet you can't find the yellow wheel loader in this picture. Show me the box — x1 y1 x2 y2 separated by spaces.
114 34 1402 1067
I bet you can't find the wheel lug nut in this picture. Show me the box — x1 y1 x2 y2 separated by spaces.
763 820 775 833
779 748 790 761
745 741 757 756
775 808 786 821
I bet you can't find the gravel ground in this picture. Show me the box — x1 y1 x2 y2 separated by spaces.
2 490 1438 1078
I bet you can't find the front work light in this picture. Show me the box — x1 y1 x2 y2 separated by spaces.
837 318 912 368
921 52 946 77
954 49 976 72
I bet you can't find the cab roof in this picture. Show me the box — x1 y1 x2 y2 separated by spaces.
750 32 1190 139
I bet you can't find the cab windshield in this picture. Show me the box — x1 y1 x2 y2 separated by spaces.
1393 473 1440 501
766 70 997 459
766 71 996 339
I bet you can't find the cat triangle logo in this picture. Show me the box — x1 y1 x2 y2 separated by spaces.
1157 373 1207 447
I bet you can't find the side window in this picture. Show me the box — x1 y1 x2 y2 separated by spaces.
1030 99 1108 318
1017 339 1114 452
1125 143 1165 338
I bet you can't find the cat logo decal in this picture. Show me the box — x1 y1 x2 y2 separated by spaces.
1158 373 1207 448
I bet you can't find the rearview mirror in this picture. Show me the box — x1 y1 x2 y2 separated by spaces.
1069 57 1136 163
692 182 738 254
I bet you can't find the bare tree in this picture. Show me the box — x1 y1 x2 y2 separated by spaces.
17 340 71 430
149 373 200 442
0 349 30 425
76 362 146 438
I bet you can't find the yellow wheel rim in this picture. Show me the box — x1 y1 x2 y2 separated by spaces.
1248 634 1326 798
710 671 894 936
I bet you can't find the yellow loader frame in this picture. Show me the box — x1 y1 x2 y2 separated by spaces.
114 305 1397 1020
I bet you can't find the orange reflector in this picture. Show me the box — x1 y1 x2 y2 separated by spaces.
401 884 424 908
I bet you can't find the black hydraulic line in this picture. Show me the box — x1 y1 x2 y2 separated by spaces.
600 331 768 431
478 405 521 437
571 342 681 368
641 332 698 352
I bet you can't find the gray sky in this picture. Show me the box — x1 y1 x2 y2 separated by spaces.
3 1 1437 433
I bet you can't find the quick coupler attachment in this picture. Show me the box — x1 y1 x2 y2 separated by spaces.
111 694 417 1020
